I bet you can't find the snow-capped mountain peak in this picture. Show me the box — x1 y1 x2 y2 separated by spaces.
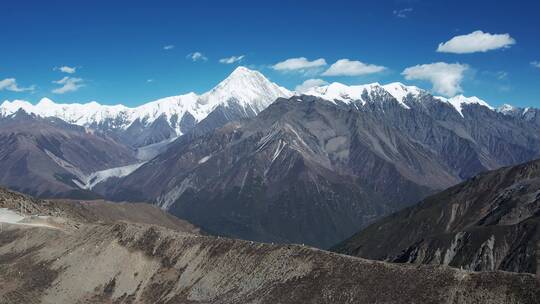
436 95 493 117
199 66 292 112
36 97 55 106
1 100 34 116
0 67 292 141
382 82 423 103
303 82 424 109
498 103 519 115
303 82 384 105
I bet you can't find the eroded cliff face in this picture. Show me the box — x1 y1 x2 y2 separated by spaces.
333 159 540 274
0 187 538 303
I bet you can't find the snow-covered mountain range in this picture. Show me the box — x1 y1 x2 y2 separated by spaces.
1 66 535 146
1 67 292 146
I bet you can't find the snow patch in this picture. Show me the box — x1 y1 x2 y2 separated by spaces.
0 208 58 229
136 137 178 160
77 162 146 190
264 139 287 176
0 208 24 224
198 155 211 164
45 149 144 190
157 177 195 210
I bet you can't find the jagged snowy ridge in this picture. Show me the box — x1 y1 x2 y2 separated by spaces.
0 67 292 136
1 66 528 126
302 81 498 117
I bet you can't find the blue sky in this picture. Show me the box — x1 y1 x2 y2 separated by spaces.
1 0 539 108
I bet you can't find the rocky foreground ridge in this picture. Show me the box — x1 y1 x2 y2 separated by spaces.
0 187 538 303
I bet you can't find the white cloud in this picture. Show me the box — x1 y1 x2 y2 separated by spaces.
0 78 35 92
322 59 386 76
531 61 540 68
393 8 413 18
295 79 328 93
147 79 154 83
55 66 77 74
219 55 245 64
52 76 84 94
272 57 327 72
163 45 175 50
402 62 469 97
187 52 208 62
437 30 516 54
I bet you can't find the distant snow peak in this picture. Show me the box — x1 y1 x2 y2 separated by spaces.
301 81 503 118
303 81 423 109
498 104 518 115
382 82 423 103
436 95 493 117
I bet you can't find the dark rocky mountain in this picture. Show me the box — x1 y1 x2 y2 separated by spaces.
102 92 540 248
0 110 136 198
1 187 538 304
332 159 540 274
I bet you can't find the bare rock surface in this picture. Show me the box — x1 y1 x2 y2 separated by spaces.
333 159 540 274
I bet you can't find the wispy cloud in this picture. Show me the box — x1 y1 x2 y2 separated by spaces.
54 66 77 74
393 8 413 18
187 52 208 62
498 85 511 92
322 59 386 76
163 45 175 50
219 55 245 64
52 77 84 94
295 79 328 93
0 78 35 92
402 62 469 97
272 57 327 72
147 79 154 83
437 31 516 54
531 61 540 68
496 71 508 80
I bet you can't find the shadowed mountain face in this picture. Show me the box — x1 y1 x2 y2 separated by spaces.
0 111 136 198
0 187 538 304
332 159 540 274
102 94 540 248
